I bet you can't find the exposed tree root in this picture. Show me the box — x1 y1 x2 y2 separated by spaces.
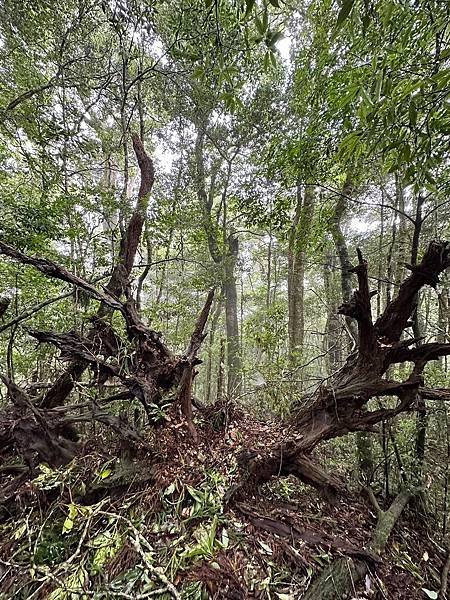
229 241 450 502
0 136 215 466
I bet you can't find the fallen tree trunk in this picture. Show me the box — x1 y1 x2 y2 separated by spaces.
302 488 418 599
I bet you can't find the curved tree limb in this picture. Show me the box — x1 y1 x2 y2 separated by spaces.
0 242 123 311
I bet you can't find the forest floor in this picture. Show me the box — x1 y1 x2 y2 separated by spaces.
0 401 446 599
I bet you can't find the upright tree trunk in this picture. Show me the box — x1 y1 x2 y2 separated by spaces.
217 337 226 402
194 125 242 398
287 183 314 364
393 174 409 290
224 234 243 397
410 194 427 471
323 250 341 374
205 298 223 403
330 176 357 346
438 276 449 370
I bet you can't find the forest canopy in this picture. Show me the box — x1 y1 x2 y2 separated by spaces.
0 0 450 598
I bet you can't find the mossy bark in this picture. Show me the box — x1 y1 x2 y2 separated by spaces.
302 490 416 600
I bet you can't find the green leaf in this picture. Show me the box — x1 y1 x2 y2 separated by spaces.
63 517 74 533
62 503 78 533
336 0 355 28
374 74 383 102
193 66 204 80
244 0 255 19
100 468 111 479
268 0 281 6
255 15 266 35
48 567 88 600
268 30 284 46
409 100 417 128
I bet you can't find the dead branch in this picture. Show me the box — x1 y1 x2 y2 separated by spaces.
375 240 450 342
176 289 215 439
0 241 123 311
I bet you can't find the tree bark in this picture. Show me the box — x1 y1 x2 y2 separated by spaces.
302 488 417 600
38 134 155 409
194 125 242 397
232 241 450 502
323 250 341 374
331 177 373 481
224 234 243 396
288 183 314 364
330 175 357 346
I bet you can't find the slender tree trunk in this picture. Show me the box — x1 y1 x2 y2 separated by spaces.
224 234 242 397
330 176 357 346
377 192 385 317
287 183 314 364
438 276 449 370
393 174 409 289
194 125 242 397
205 298 223 403
411 194 427 472
217 337 225 402
385 208 397 305
323 250 341 374
266 230 272 308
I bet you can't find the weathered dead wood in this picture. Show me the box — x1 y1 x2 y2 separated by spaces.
29 330 119 371
230 443 344 503
439 547 450 599
338 247 377 360
389 342 450 365
176 289 215 439
375 240 450 342
0 376 79 467
0 368 147 467
0 226 214 467
41 134 155 408
234 241 450 501
421 387 450 402
0 241 123 311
